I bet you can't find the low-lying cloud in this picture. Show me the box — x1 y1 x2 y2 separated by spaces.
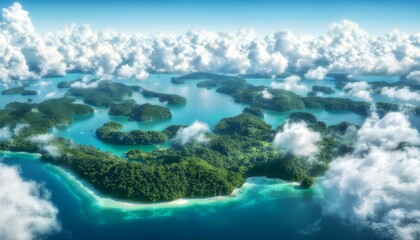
271 75 307 92
322 111 420 240
0 163 60 240
342 81 373 102
273 121 321 159
172 121 211 145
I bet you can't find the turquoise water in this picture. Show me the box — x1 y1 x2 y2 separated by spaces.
0 152 378 240
0 73 409 239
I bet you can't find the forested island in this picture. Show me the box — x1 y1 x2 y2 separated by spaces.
0 72 418 203
1 85 38 96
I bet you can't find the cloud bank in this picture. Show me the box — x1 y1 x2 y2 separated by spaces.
0 164 60 240
0 3 419 83
273 121 321 159
322 112 420 240
381 86 420 103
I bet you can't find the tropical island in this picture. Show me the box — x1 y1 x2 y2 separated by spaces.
0 72 418 203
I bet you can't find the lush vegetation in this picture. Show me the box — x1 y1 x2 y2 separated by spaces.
140 88 186 105
1 86 37 96
3 74 394 202
243 106 264 117
41 141 244 202
0 97 93 152
108 100 172 122
215 113 272 141
0 97 93 134
65 80 135 107
129 103 172 121
96 121 168 145
312 85 335 94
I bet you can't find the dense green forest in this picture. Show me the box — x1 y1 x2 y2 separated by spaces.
1 86 38 96
96 121 169 145
1 72 417 202
139 87 186 105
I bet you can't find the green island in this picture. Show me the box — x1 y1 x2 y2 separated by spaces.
0 72 418 203
139 87 186 105
96 121 169 145
171 72 243 84
1 85 38 96
243 106 264 117
64 80 135 107
0 95 354 201
312 85 335 94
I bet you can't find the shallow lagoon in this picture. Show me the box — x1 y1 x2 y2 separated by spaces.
0 73 405 239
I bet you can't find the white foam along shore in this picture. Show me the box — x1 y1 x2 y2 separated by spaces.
1 151 321 212
49 165 322 212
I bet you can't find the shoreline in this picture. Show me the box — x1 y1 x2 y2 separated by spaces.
1 151 321 213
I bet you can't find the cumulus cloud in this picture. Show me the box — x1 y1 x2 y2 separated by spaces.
342 81 373 102
70 80 99 89
304 67 328 80
28 134 54 145
0 163 60 240
406 71 420 84
323 111 420 240
0 124 29 141
173 121 210 145
260 88 273 99
0 127 12 141
381 87 420 103
27 134 61 157
273 121 321 159
271 75 307 92
1 4 419 83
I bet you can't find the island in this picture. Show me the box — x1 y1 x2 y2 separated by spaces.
96 121 169 145
0 73 415 204
139 87 186 105
312 85 335 94
1 86 38 96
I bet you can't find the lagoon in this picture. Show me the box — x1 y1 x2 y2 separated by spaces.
0 73 402 239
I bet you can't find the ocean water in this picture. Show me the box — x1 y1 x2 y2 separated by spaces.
0 73 408 239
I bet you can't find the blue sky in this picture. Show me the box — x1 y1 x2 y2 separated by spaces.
1 0 419 35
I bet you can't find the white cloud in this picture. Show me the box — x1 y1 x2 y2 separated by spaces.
381 87 420 103
304 67 328 80
173 121 210 145
27 134 54 145
0 124 29 141
0 163 60 240
260 88 273 99
0 127 12 141
271 75 307 92
342 81 373 102
42 145 61 157
1 4 419 83
273 121 321 159
406 71 420 84
70 80 98 89
323 112 420 240
27 134 61 157
45 92 57 98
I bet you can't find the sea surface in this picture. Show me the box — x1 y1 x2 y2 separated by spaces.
0 73 410 239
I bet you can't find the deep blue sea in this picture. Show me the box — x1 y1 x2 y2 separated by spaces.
0 74 409 240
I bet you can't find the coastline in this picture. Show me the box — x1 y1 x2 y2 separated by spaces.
1 151 322 215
